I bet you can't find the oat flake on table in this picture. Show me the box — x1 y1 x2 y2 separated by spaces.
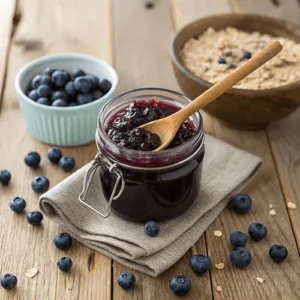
26 267 38 278
215 262 225 270
214 230 222 237
287 202 297 209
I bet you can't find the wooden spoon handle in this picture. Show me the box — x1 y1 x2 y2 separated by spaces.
177 41 283 121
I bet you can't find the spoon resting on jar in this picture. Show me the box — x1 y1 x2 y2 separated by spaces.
140 41 282 152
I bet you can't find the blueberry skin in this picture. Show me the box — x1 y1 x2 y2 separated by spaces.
42 68 56 76
74 76 92 93
51 70 69 88
52 99 67 107
230 231 248 247
72 69 85 79
0 170 11 185
31 74 41 89
0 274 17 290
230 247 252 268
27 211 43 225
117 272 136 290
92 89 104 100
77 93 93 105
28 90 39 101
231 193 252 214
69 102 78 107
190 254 210 275
269 245 288 263
9 197 26 213
243 51 252 60
54 232 73 250
47 148 62 164
31 176 50 193
59 156 76 172
39 75 52 86
170 275 191 296
57 257 73 272
85 75 99 89
65 81 77 98
24 151 41 168
144 221 160 237
218 58 227 64
248 223 267 241
36 84 52 98
51 91 68 102
98 79 112 93
37 97 51 106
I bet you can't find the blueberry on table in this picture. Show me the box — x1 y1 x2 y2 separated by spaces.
31 74 41 89
72 69 85 79
37 97 51 106
85 75 99 89
98 79 112 93
31 176 49 193
0 274 17 290
230 231 248 247
243 51 252 60
47 148 62 164
68 102 78 107
39 74 52 86
51 91 68 102
27 211 43 225
64 81 77 98
269 245 288 263
51 70 69 88
24 151 41 168
248 223 267 241
74 76 92 93
52 99 67 107
190 254 210 275
117 272 136 290
42 67 56 76
218 58 227 64
57 257 72 272
59 156 75 172
170 275 191 296
230 247 252 268
77 93 93 105
9 197 26 213
36 84 52 98
0 170 11 185
230 193 252 214
54 232 73 250
144 221 160 237
28 90 39 101
92 90 104 100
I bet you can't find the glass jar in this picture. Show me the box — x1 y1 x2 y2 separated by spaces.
79 88 205 222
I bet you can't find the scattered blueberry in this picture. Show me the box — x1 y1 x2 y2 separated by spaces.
0 170 11 185
85 75 98 89
230 247 252 268
42 68 56 76
9 197 26 213
47 148 62 164
269 245 288 263
51 91 68 102
74 76 92 93
72 69 85 79
31 176 49 193
170 275 191 296
144 221 160 237
69 102 78 107
64 81 77 98
218 58 227 64
77 93 93 105
59 156 75 172
98 79 112 93
190 254 210 275
57 257 72 272
230 231 248 247
52 99 67 107
36 84 52 98
230 193 252 214
117 272 136 290
31 74 41 89
28 90 39 101
54 232 73 250
51 70 69 88
248 223 267 241
243 51 252 60
24 151 41 168
27 211 43 225
0 274 17 290
92 90 104 100
39 75 52 86
37 97 51 105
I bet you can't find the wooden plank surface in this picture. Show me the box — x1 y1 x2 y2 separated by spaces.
0 0 112 299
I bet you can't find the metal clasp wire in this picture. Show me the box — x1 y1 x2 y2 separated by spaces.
78 153 125 218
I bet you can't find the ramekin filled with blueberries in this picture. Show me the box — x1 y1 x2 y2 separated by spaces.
15 53 118 146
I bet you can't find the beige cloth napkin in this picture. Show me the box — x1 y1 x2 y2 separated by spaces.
39 135 261 277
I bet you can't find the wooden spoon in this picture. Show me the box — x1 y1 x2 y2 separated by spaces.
140 41 283 152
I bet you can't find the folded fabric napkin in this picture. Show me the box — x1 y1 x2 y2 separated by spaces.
39 135 261 277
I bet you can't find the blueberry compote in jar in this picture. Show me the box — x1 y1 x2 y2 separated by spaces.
96 88 204 222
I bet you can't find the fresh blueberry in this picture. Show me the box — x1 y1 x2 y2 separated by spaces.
51 70 69 88
269 245 288 263
27 211 43 225
85 75 99 89
52 99 67 107
248 223 267 241
54 232 73 250
230 231 248 247
74 76 92 93
230 247 252 268
190 254 210 275
39 75 52 86
0 170 11 185
28 90 39 101
64 81 77 98
0 274 17 290
77 93 93 105
59 156 75 172
243 51 252 60
31 176 49 193
37 97 51 105
230 193 252 214
218 58 227 64
57 257 72 272
98 79 112 93
92 89 104 100
144 221 159 237
51 91 68 102
69 102 78 107
47 148 62 164
31 74 41 89
72 69 85 79
170 275 191 296
36 84 52 98
42 68 56 76
24 151 41 168
117 272 136 290
9 197 26 213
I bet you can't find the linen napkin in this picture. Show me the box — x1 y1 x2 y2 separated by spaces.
39 135 261 277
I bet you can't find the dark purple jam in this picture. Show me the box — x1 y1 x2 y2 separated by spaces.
106 99 196 151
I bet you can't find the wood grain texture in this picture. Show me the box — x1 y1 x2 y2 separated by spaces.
0 0 112 299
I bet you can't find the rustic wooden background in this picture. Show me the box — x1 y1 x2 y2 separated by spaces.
0 0 300 299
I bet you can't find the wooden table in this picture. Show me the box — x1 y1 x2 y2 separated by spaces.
1 0 300 299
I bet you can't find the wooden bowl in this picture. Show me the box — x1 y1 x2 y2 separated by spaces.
171 13 300 129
